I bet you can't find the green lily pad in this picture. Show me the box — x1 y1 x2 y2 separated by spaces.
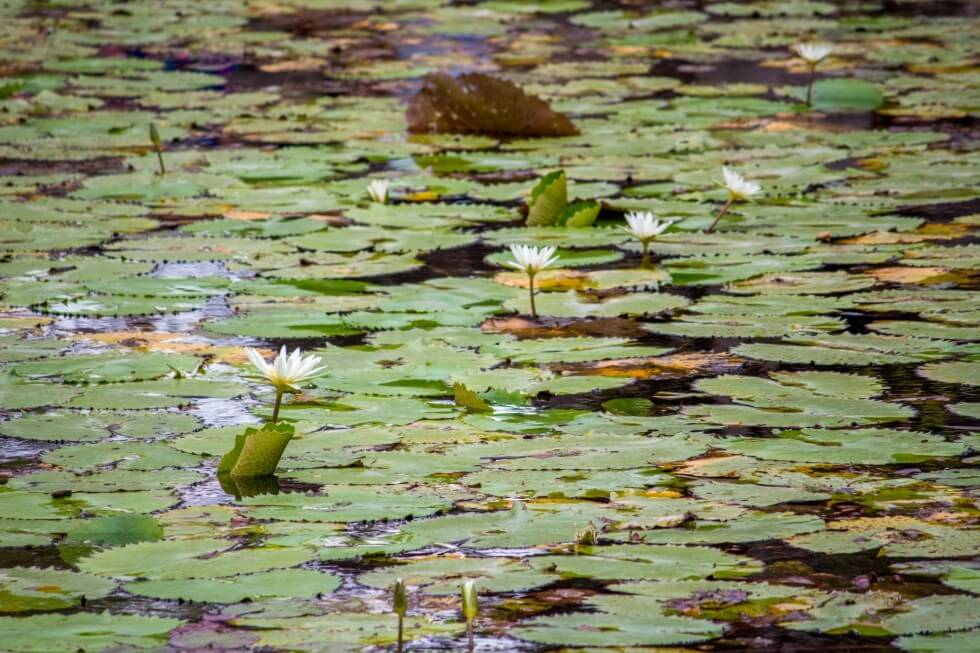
722 428 965 464
78 538 313 580
0 567 115 612
0 411 200 442
687 372 914 428
0 612 181 652
360 556 556 595
918 361 980 386
786 79 885 112
126 568 340 603
514 592 724 646
10 353 202 384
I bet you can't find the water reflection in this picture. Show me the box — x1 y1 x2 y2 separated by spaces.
217 472 281 500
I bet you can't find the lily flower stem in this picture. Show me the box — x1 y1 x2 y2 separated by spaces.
467 621 474 653
706 196 734 234
397 615 403 653
528 273 537 319
155 148 166 175
271 389 283 424
806 65 816 107
641 240 651 268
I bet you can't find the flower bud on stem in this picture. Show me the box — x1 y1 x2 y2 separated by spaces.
149 123 165 175
393 579 407 653
462 581 478 653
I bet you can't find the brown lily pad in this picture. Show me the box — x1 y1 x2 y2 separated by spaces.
482 316 648 339
865 266 956 285
841 222 972 245
494 270 591 292
573 352 746 379
406 72 578 137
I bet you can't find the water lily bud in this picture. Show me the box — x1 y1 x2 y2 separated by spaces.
461 580 478 622
149 123 161 151
367 179 390 204
393 578 407 617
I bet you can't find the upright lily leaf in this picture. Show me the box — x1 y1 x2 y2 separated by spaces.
557 199 601 227
219 422 295 478
453 382 492 413
526 170 568 226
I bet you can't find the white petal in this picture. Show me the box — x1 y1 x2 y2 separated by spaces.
245 347 272 378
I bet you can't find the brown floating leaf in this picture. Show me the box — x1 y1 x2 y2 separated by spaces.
865 266 954 284
573 351 746 379
841 222 972 245
494 269 591 292
223 209 272 221
406 72 578 137
259 57 327 73
482 316 648 339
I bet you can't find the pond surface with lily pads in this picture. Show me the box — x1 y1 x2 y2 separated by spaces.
1 1 979 652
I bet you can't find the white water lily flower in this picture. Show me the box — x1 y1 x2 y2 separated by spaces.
367 179 389 204
504 244 560 276
722 166 761 200
245 346 323 393
794 42 834 65
504 244 559 319
623 212 673 241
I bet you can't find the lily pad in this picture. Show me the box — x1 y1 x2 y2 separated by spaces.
0 612 180 652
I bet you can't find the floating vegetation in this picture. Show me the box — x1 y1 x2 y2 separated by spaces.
0 0 978 651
